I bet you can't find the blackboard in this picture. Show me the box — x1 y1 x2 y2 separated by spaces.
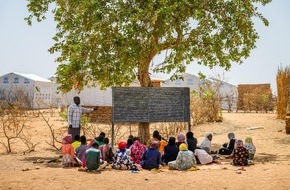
112 87 190 123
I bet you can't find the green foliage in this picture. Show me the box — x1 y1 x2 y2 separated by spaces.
59 110 90 126
190 81 222 124
26 0 271 92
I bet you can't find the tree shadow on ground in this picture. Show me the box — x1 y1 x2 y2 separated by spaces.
21 156 62 168
255 153 290 163
275 136 290 145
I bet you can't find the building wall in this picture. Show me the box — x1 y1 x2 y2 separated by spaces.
58 81 141 107
33 81 53 108
162 73 200 92
0 73 53 109
218 82 238 111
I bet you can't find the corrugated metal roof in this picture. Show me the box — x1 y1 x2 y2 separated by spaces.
10 72 52 82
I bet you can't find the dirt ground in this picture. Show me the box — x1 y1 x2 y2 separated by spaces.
0 112 290 190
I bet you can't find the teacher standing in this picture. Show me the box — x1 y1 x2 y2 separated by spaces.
68 96 97 139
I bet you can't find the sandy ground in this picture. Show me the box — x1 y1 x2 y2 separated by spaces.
0 112 290 190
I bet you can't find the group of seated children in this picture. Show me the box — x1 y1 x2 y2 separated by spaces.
61 130 256 171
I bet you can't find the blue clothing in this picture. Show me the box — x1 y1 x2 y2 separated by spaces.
112 149 134 170
76 144 87 161
140 148 161 170
163 144 179 164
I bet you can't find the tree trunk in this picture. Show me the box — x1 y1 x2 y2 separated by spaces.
137 62 152 144
138 122 150 144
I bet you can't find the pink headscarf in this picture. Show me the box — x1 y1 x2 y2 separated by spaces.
177 133 185 142
235 139 243 148
150 141 159 149
62 134 72 144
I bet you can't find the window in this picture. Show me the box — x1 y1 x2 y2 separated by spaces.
3 77 9 83
24 79 30 84
187 78 194 85
14 77 19 83
174 79 182 85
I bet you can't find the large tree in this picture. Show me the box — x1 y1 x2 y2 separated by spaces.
26 0 271 143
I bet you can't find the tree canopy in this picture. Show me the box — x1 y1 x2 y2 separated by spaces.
26 0 271 92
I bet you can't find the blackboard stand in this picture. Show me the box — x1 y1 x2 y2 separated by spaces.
111 87 191 150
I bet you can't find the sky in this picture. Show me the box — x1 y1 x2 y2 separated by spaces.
1 1 289 94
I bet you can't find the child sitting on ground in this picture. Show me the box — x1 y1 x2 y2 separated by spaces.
112 141 138 170
232 139 249 166
244 137 256 160
61 134 78 167
163 137 179 165
194 149 214 165
168 143 196 170
99 137 114 164
85 141 107 171
218 132 236 155
130 137 147 164
140 141 162 170
75 135 88 167
72 135 81 151
157 135 168 155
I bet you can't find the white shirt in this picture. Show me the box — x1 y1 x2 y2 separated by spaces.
194 149 213 165
68 103 93 128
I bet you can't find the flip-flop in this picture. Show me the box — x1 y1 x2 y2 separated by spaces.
187 167 197 171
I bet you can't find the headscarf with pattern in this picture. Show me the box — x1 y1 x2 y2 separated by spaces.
235 139 244 148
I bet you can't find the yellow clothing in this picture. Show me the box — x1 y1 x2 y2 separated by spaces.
72 141 81 151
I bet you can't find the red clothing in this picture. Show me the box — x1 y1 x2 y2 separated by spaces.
130 140 147 164
62 144 75 158
99 144 113 162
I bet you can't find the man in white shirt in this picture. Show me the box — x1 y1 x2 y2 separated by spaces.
68 96 97 139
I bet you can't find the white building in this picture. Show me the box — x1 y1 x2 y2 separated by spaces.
162 73 201 92
162 73 237 111
51 77 164 107
210 78 238 111
0 72 53 109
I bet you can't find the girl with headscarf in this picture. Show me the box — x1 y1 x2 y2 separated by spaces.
168 143 196 170
112 141 136 170
140 141 162 170
176 133 186 149
232 139 249 166
130 137 147 164
244 137 256 160
218 132 236 155
61 134 77 167
199 133 213 154
162 137 179 165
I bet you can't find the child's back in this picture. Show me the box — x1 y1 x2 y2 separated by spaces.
244 137 256 160
62 135 75 167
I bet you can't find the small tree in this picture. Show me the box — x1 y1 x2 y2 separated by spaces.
0 103 30 153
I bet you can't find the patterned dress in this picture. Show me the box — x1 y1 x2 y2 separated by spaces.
168 150 196 170
232 147 249 166
99 144 114 163
130 140 147 164
112 149 135 170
